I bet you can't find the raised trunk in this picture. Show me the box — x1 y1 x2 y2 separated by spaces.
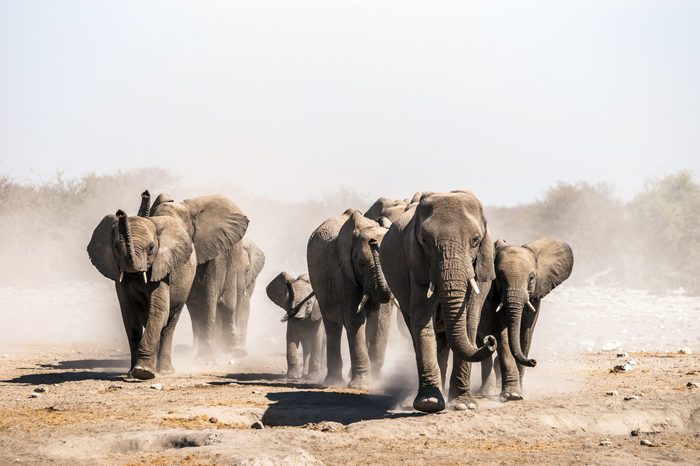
116 210 136 268
369 240 391 303
504 289 537 367
138 190 151 217
437 244 494 362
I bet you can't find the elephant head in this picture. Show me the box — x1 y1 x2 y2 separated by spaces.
365 197 410 223
87 210 194 283
493 238 574 367
339 211 392 309
241 239 266 292
412 191 497 361
266 272 320 321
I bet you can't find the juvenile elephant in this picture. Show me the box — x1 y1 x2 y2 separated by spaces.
141 192 254 360
87 209 197 380
380 191 497 413
266 272 324 380
477 238 573 401
307 210 393 388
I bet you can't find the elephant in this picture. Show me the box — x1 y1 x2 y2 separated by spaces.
477 238 573 401
380 191 497 413
87 208 197 380
307 209 393 388
139 192 256 360
266 271 324 380
364 192 422 223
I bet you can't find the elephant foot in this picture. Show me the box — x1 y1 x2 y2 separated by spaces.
131 365 156 380
474 383 500 399
286 368 303 379
448 394 478 411
157 364 175 376
306 371 323 382
413 385 445 413
500 384 524 402
323 374 345 387
348 373 371 390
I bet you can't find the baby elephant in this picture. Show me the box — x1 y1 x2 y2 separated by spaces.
266 272 324 380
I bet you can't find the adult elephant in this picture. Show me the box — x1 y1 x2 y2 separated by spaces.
87 209 196 380
307 209 392 388
266 271 324 380
477 238 573 401
380 191 497 413
364 192 421 223
140 191 251 361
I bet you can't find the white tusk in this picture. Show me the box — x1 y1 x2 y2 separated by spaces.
142 272 148 284
426 282 434 298
495 303 503 313
527 300 537 313
119 272 124 283
357 294 369 313
392 297 400 309
243 289 248 297
469 278 480 295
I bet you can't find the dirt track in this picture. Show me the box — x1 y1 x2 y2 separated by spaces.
1 344 698 465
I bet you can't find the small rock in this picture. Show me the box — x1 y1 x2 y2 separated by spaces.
624 395 640 401
599 438 612 446
251 390 261 394
640 439 654 446
251 421 264 429
606 390 618 396
616 352 628 358
627 359 638 366
209 417 218 424
686 381 699 389
679 348 692 355
34 387 48 394
149 383 162 390
631 429 640 437
611 363 633 373
29 393 40 399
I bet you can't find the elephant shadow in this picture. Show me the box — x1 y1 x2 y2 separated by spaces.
261 390 425 427
2 358 130 385
218 372 324 390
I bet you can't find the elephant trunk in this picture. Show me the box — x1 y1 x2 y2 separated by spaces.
138 190 151 217
116 209 136 268
504 288 537 367
437 243 495 362
368 239 391 304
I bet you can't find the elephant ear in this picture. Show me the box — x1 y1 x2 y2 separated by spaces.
266 272 293 309
475 229 496 283
160 195 249 264
244 240 265 288
151 192 174 213
494 239 509 252
150 216 194 281
87 214 120 281
524 238 574 298
377 216 392 228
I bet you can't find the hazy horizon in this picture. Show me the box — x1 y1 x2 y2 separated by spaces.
2 1 698 206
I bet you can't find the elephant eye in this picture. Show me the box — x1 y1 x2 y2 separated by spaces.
528 273 536 284
470 235 481 248
147 243 155 255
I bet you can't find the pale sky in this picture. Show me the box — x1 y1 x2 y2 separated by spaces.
1 1 698 205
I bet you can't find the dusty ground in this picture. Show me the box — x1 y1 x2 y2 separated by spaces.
0 345 698 465
1 285 699 465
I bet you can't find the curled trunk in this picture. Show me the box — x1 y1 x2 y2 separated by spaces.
504 289 537 367
138 190 151 217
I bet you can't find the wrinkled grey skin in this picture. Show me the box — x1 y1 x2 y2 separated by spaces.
266 272 324 380
87 209 196 380
145 192 252 361
307 210 393 388
477 238 573 401
380 191 497 413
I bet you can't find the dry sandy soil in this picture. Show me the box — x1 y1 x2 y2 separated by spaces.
0 285 699 465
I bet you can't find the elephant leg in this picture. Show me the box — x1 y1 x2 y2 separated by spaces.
411 308 445 413
366 303 391 380
435 332 449 391
232 291 251 357
156 304 184 375
217 301 235 354
497 323 523 401
194 291 218 363
323 319 344 386
344 306 371 389
187 304 202 355
448 356 478 411
133 285 170 380
286 323 302 379
477 355 499 397
307 321 324 381
302 341 311 376
116 286 143 374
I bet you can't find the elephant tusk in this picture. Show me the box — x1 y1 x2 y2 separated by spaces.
495 303 503 313
357 294 369 313
392 297 400 309
527 300 537 313
426 282 434 298
243 289 248 297
119 272 124 283
469 278 480 295
142 272 148 284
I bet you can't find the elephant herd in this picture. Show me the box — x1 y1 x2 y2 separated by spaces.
87 189 573 414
